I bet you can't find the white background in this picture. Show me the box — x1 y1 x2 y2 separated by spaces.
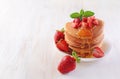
0 0 120 79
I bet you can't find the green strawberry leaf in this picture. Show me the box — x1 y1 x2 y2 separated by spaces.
83 11 94 17
72 51 80 63
70 12 80 18
76 57 80 63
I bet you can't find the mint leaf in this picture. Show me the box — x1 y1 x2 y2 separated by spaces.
80 9 84 16
83 11 94 17
79 9 84 20
70 12 80 18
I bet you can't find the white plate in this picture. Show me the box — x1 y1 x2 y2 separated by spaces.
81 39 112 62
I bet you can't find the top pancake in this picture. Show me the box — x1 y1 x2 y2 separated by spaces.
64 19 104 39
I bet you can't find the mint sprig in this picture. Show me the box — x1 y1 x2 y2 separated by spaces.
72 51 80 63
70 9 94 20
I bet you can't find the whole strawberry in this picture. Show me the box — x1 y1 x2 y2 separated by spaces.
54 28 71 53
54 29 64 44
58 51 80 74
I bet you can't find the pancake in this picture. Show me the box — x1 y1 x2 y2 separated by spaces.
64 19 104 58
69 40 102 52
69 41 103 58
65 31 104 46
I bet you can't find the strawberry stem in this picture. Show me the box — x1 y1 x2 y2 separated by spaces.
72 51 80 63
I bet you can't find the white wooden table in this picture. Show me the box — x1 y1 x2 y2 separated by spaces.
0 0 120 79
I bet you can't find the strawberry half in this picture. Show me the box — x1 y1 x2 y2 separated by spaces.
92 47 104 58
54 30 64 43
56 39 69 52
58 51 80 74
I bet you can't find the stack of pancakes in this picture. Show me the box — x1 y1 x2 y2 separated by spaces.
64 19 104 58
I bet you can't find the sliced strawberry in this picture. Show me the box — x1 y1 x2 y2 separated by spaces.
56 39 69 52
54 30 64 43
82 17 88 22
87 17 93 28
90 16 95 20
73 18 81 23
72 18 82 29
78 22 82 27
92 47 104 58
58 55 76 74
93 19 99 25
72 22 79 29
